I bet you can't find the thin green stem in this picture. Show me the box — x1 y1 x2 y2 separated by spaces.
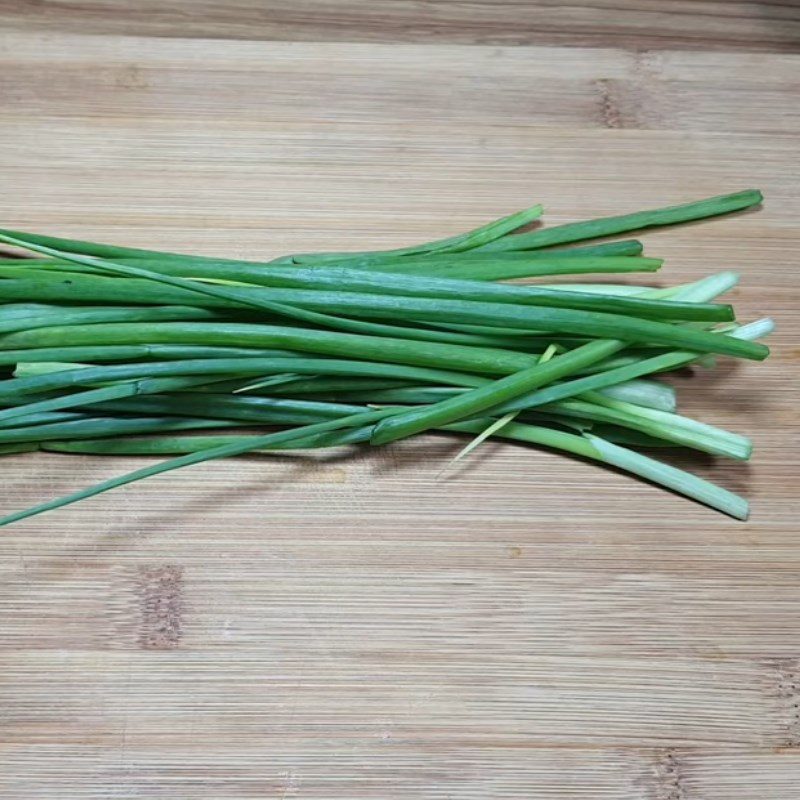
478 190 762 252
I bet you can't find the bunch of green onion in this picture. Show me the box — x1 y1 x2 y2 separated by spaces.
0 189 772 524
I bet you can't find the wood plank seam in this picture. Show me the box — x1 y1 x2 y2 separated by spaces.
652 748 689 800
135 564 184 649
766 657 800 749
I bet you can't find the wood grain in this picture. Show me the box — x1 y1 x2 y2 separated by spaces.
1 0 799 52
1 26 799 799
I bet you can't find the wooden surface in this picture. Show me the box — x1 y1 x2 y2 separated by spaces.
1 9 799 798
2 0 800 52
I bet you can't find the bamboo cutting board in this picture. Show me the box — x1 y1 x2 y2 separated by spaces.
1 22 799 799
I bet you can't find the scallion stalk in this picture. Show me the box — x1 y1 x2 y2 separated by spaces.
0 191 770 524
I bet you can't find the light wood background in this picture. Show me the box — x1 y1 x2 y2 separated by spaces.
1 4 799 798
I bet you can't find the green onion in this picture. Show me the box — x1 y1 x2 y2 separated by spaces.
39 419 749 519
0 408 398 526
584 435 749 520
595 379 676 412
0 203 543 267
285 204 544 263
0 303 221 334
0 415 242 444
366 274 765 447
0 262 715 325
478 190 762 253
0 233 518 348
0 191 771 524
535 396 751 460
